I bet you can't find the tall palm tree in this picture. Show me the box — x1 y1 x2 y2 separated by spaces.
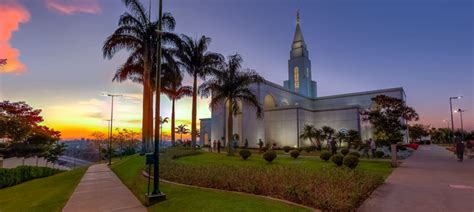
175 35 223 147
103 0 178 153
200 54 263 155
159 116 169 142
162 70 192 146
175 124 190 142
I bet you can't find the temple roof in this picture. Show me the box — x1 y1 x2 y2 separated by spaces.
292 10 305 46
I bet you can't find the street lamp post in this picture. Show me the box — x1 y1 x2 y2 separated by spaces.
104 93 122 165
146 0 166 204
455 109 467 140
449 96 462 141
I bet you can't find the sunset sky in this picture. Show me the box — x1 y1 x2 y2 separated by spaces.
0 0 472 140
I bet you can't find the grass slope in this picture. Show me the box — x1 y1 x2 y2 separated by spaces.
0 168 86 212
111 155 310 212
178 152 393 178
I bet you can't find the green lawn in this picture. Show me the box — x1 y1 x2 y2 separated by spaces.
178 152 393 178
0 168 86 212
111 155 310 212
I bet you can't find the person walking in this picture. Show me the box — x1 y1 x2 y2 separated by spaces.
455 140 465 162
208 140 212 152
258 139 264 153
369 138 376 158
217 140 221 154
244 139 248 149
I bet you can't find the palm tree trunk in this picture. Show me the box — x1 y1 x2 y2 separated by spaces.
191 73 198 147
227 98 233 155
171 99 176 146
141 56 151 154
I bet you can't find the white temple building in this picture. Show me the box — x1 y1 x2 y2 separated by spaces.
200 12 407 148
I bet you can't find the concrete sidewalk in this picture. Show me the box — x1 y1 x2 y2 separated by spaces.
359 145 474 212
63 164 146 212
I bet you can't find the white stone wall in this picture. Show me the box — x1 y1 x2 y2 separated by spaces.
207 83 407 148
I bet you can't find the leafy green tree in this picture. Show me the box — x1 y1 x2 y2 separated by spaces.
361 95 418 166
408 124 429 142
175 35 223 147
45 143 66 168
200 54 264 155
103 0 178 153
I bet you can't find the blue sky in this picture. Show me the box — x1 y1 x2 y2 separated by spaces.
0 0 472 138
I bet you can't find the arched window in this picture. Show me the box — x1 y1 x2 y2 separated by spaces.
264 95 277 109
294 67 299 90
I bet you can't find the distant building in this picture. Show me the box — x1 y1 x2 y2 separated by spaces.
200 12 408 147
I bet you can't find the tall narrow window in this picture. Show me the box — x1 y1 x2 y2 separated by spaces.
294 67 299 90
306 68 309 78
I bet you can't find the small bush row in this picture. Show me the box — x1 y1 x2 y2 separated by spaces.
0 166 63 188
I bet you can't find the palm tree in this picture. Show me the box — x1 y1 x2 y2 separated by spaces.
161 67 192 146
299 124 324 149
102 0 178 153
299 124 316 146
175 124 190 142
159 116 169 142
200 54 264 155
175 35 223 147
321 126 335 147
334 130 347 148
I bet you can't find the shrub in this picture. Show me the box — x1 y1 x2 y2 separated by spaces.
331 154 344 166
282 146 291 153
375 151 384 158
348 151 361 158
0 166 62 188
343 155 359 169
263 150 277 163
320 151 331 161
290 150 300 159
316 145 322 151
340 148 349 156
239 149 252 160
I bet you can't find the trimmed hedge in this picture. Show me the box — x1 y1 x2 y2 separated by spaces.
343 155 359 169
0 166 63 188
290 150 300 159
282 146 291 153
263 150 277 163
320 151 331 161
331 154 344 166
239 149 251 160
375 151 384 158
341 148 349 156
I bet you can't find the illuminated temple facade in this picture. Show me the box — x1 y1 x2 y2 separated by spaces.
200 12 407 147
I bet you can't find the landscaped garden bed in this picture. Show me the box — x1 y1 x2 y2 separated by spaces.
155 148 392 211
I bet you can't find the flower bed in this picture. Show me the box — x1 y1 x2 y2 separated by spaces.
159 149 384 210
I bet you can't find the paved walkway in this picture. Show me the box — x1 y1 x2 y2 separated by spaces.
360 145 474 212
63 164 146 212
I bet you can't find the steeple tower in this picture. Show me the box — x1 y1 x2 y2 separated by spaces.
284 11 317 98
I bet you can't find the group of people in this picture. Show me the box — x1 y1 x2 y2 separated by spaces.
208 138 250 154
454 139 473 162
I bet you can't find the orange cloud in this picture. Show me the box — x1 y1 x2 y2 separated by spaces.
0 1 30 74
45 0 101 15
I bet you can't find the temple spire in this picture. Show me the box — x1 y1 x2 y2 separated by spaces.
297 10 300 24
